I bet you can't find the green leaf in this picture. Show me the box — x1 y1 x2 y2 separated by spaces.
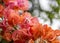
1 39 9 43
51 6 59 13
46 12 55 23
0 35 2 42
56 0 60 5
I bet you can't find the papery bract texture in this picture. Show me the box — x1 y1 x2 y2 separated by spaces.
3 8 20 26
3 0 29 10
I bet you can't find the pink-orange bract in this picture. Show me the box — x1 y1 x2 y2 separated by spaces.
3 8 21 26
0 4 4 17
3 0 29 10
0 0 60 43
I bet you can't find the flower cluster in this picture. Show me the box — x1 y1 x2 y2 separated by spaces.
3 0 29 10
0 0 60 43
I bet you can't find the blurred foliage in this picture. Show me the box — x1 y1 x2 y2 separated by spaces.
29 0 60 24
56 0 60 5
46 11 55 23
1 39 9 43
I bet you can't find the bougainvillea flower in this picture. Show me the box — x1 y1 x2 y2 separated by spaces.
44 30 56 41
12 30 20 41
30 27 39 39
54 30 60 36
16 0 29 10
41 25 52 37
20 12 40 29
3 32 12 41
20 13 41 40
30 26 41 40
12 29 32 41
3 9 20 26
19 12 42 40
0 22 7 31
3 0 29 10
0 4 4 17
28 17 42 40
30 17 40 26
0 19 14 32
20 12 32 21
20 12 33 29
41 25 57 41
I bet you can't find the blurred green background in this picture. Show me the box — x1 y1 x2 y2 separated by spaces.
29 0 60 23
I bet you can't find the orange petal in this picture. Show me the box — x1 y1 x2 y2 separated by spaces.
0 4 4 17
45 31 56 41
55 30 60 36
51 39 60 43
3 32 12 41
